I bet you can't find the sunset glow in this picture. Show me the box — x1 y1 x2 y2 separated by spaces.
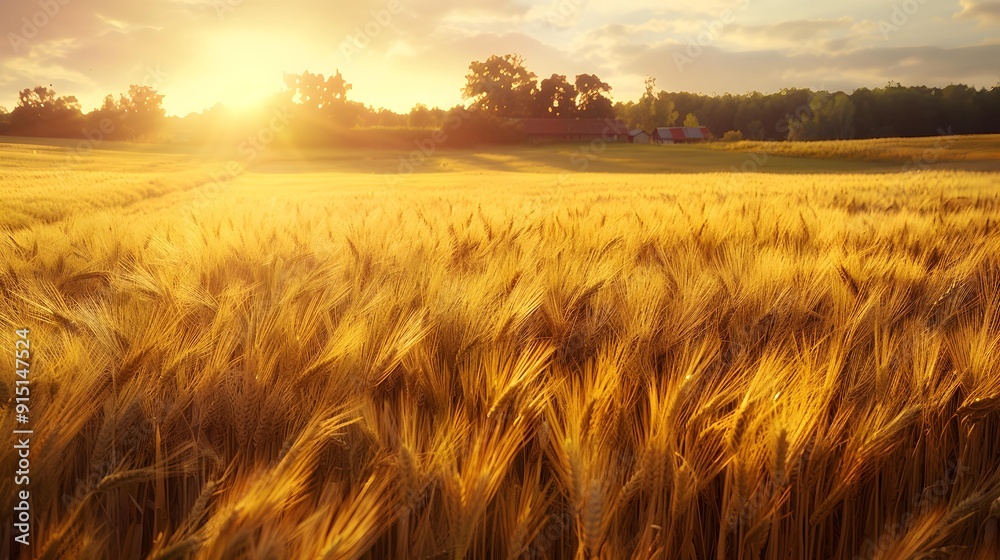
2 0 998 116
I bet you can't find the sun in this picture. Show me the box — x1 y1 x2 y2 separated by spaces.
158 29 456 116
168 31 300 114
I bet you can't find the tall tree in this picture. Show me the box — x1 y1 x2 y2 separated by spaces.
117 85 166 140
653 92 680 128
574 74 614 118
619 77 678 130
619 77 657 130
535 74 577 118
284 70 354 127
463 54 537 118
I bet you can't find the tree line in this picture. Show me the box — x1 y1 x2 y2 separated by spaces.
1 54 998 144
1 85 166 141
617 81 1000 141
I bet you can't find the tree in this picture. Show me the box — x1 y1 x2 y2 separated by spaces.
284 70 355 128
614 78 680 130
574 73 614 118
638 77 656 128
613 82 1000 141
86 94 125 139
683 113 700 127
788 92 856 141
372 107 407 128
744 120 765 140
653 92 680 128
14 86 81 116
284 71 352 110
535 74 577 118
463 54 537 118
9 86 83 136
408 104 434 128
117 85 166 140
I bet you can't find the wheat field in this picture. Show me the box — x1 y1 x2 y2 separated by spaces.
711 134 1000 165
2 140 1000 560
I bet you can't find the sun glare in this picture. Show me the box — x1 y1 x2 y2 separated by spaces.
176 32 298 114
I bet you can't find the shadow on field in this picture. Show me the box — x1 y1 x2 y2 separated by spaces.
248 143 1000 176
4 136 999 177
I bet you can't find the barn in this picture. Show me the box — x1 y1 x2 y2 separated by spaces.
518 118 629 144
628 129 651 144
652 126 712 144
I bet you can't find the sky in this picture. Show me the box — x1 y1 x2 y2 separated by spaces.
1 0 998 117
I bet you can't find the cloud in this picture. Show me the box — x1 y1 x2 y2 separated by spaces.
0 0 997 114
955 0 1000 23
610 42 1000 97
724 18 882 53
0 0 533 112
587 0 748 19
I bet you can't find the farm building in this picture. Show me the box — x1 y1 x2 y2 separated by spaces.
518 118 629 144
628 129 651 144
652 126 712 144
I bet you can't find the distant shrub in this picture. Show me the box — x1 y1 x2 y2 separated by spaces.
721 130 744 142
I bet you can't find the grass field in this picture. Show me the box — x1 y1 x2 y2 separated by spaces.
2 137 1000 559
711 134 1000 166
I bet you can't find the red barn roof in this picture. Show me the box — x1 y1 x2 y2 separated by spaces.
653 126 712 141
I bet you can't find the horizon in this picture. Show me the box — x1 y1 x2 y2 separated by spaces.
2 0 999 117
8 77 1000 121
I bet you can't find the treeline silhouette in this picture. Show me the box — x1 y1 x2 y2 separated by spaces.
623 82 1000 141
1 54 999 147
0 85 167 142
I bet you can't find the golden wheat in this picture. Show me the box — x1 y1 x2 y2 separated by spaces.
1 139 999 559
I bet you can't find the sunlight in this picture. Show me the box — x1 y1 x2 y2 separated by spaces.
182 31 295 113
